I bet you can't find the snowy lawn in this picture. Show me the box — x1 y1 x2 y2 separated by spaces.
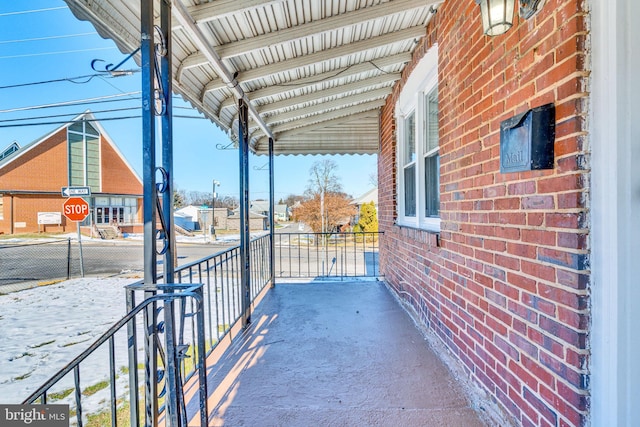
0 278 137 403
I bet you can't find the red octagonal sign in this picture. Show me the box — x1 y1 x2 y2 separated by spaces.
63 197 90 222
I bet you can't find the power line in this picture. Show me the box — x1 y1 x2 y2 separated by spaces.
0 114 207 129
0 46 116 60
0 71 138 90
0 32 97 45
0 92 141 114
0 107 140 123
0 106 204 123
0 7 67 17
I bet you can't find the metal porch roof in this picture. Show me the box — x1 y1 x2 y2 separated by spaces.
65 0 439 155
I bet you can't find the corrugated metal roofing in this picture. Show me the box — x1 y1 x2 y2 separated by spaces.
64 0 440 155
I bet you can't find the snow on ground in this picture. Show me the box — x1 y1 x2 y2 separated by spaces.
0 277 137 403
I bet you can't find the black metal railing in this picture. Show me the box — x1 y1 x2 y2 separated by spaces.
21 234 273 426
275 231 382 279
23 283 208 427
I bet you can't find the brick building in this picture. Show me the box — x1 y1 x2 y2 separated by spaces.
377 1 626 426
0 111 142 235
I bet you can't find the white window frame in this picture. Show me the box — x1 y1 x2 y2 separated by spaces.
396 45 440 231
68 120 101 191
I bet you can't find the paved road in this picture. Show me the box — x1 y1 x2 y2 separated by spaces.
0 239 238 289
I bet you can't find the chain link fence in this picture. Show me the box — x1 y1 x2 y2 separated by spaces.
0 240 73 287
0 239 139 290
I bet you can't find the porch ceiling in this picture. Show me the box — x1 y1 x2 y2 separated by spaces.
64 0 440 155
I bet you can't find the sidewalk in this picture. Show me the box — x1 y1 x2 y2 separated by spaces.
191 281 488 426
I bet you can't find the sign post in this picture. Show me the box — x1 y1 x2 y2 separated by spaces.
62 197 90 277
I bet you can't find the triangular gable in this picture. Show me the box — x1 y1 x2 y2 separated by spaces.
0 110 142 192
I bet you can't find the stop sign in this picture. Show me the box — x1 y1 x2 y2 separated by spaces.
63 197 90 222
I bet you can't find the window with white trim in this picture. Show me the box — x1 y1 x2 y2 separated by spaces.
396 46 440 231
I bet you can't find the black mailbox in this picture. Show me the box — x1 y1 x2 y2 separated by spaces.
499 103 555 173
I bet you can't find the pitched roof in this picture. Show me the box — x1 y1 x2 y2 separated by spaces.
0 111 141 186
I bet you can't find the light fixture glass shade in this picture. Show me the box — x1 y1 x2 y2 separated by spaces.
478 0 516 36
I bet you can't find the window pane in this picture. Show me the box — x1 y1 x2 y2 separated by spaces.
85 121 99 136
404 165 416 217
425 154 440 217
425 87 439 153
404 113 415 164
424 85 439 218
69 122 83 133
86 135 100 191
68 132 84 186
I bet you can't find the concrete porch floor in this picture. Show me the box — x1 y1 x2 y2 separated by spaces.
195 281 487 426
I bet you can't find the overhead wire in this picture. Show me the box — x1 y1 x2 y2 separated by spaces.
0 92 142 114
0 71 138 90
0 114 208 129
0 7 67 17
0 32 97 45
0 46 116 60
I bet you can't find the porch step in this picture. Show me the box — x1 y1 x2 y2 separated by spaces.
97 226 119 239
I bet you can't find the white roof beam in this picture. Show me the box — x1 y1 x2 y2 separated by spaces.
256 74 398 115
172 0 274 142
260 90 388 128
214 0 432 60
266 98 386 134
196 26 425 96
254 111 379 151
219 52 410 110
181 0 286 27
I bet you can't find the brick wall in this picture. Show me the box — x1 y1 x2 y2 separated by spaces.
0 128 68 191
379 1 589 426
100 135 142 194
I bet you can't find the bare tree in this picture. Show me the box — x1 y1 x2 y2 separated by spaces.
305 159 343 197
368 171 378 188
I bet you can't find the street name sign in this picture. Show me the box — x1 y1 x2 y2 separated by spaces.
61 186 91 197
63 197 90 222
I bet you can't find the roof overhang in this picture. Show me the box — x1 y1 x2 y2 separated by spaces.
64 0 441 155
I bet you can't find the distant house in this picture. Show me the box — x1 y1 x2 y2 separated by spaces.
0 111 143 235
250 200 289 222
351 188 378 212
350 187 378 224
227 208 268 231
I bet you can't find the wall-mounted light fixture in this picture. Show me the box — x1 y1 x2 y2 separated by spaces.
519 0 545 19
475 0 516 36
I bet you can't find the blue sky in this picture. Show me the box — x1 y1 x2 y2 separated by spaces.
0 1 377 201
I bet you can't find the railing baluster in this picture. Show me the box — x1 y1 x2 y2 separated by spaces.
74 365 83 427
206 259 214 348
109 335 118 427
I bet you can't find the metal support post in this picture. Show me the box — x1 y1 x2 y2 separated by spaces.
158 1 180 425
239 99 252 327
268 137 275 288
141 0 158 424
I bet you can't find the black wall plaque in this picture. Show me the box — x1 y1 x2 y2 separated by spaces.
500 103 555 173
